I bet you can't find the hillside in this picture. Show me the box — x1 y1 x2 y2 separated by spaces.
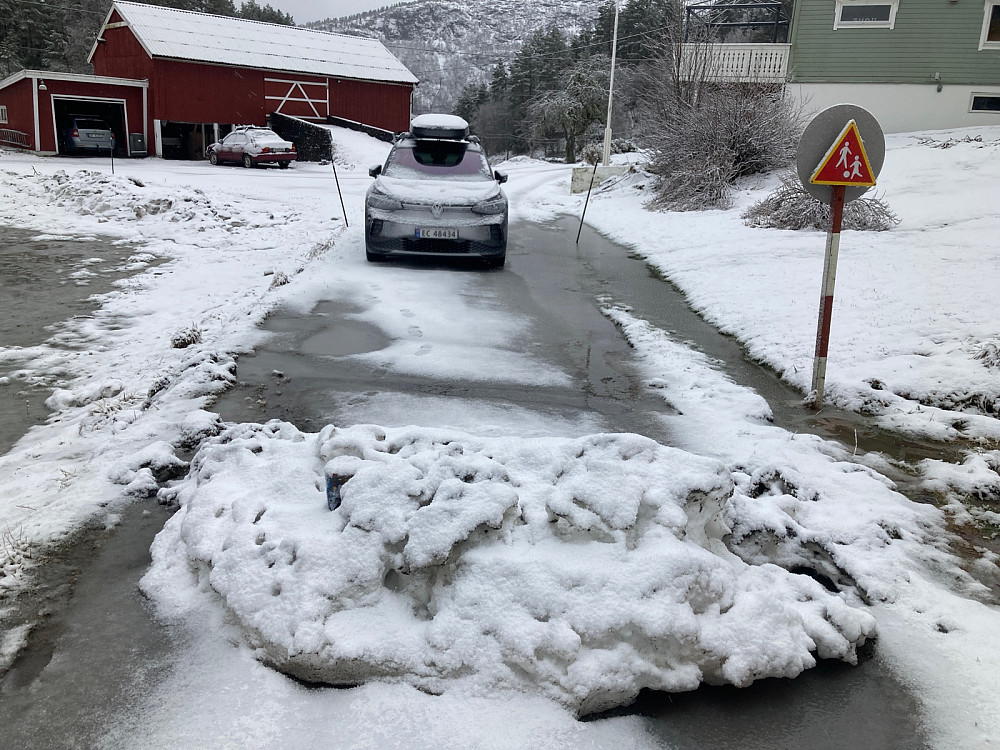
306 0 606 112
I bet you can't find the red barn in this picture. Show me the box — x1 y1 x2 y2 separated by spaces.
0 0 417 158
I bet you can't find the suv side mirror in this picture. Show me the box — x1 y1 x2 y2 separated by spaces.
369 164 382 178
494 170 507 184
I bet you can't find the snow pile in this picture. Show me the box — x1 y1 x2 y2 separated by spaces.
36 169 293 231
145 420 876 716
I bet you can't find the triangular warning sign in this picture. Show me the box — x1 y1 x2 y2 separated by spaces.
809 120 876 187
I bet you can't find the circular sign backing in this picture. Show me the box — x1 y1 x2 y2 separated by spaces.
796 104 885 205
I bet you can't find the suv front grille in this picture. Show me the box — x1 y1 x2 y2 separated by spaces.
402 238 471 254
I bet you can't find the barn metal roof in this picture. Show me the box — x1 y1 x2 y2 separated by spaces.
103 1 418 86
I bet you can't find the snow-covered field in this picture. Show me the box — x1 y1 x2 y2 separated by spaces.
1 125 999 746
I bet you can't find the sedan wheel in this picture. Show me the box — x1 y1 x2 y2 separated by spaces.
209 152 219 166
242 154 254 169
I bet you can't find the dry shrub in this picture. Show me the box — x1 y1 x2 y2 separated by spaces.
170 324 203 349
642 85 802 211
974 341 1000 369
741 172 900 231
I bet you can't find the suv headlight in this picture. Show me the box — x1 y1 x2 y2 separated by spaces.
472 195 507 215
368 188 403 211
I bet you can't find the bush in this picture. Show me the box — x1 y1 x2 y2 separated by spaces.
642 85 801 211
741 172 901 231
611 138 636 154
580 138 639 165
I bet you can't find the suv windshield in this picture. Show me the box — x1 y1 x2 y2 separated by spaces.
384 141 492 181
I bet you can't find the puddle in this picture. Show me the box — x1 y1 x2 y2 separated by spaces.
0 502 178 747
0 225 151 455
297 300 390 356
595 645 926 749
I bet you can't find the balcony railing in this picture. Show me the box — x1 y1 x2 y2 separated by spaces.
682 43 790 83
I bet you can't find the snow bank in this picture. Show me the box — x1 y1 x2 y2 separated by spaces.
144 420 876 716
508 132 1000 445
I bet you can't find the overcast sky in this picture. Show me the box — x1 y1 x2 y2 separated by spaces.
273 0 395 24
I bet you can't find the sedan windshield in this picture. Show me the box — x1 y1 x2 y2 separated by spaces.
384 142 493 181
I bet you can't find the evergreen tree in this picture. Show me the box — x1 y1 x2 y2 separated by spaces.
238 1 295 25
454 82 488 124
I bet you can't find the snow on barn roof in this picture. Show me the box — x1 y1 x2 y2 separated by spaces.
101 1 418 86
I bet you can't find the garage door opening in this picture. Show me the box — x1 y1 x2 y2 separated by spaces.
159 121 221 160
52 97 128 157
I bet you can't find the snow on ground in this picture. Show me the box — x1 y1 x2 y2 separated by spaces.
1 123 999 745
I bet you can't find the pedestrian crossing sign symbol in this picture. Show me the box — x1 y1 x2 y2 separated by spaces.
809 120 877 187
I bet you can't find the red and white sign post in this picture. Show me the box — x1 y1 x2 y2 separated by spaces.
810 183 845 405
807 120 877 405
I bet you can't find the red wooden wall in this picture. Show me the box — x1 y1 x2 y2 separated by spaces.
329 78 412 132
0 78 35 146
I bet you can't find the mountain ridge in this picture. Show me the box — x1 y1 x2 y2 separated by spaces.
305 0 606 111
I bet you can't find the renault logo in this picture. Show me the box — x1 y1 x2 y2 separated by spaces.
431 203 444 218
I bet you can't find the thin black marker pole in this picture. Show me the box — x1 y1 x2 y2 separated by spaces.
332 162 348 228
576 161 599 244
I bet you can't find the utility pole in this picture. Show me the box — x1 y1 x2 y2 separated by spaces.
601 1 620 167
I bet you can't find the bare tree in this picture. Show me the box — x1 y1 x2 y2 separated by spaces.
525 55 610 163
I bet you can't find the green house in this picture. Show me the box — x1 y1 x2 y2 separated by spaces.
786 0 1000 132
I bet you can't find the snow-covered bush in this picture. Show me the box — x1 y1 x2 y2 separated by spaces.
170 324 203 349
267 270 290 290
974 341 1000 370
612 137 636 154
580 142 602 165
1 525 32 584
581 139 637 165
741 172 901 231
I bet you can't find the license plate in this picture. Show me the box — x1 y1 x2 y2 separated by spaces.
88 133 104 138
416 227 458 240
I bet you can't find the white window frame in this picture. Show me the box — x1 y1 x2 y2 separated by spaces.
0 105 7 124
979 1 1000 50
969 92 1000 112
834 0 899 30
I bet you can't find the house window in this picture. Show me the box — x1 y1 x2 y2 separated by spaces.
0 105 7 124
971 94 1000 112
980 3 1000 49
834 1 899 29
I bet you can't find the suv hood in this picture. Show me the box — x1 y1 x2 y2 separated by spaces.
376 176 502 206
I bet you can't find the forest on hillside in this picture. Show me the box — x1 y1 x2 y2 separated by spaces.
0 0 293 78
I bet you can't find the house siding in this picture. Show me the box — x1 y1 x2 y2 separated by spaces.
0 78 36 147
789 0 1000 85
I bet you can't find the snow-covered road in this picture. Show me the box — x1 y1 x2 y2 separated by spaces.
1 126 999 747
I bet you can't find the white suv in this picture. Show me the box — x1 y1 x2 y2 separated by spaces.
364 115 508 268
